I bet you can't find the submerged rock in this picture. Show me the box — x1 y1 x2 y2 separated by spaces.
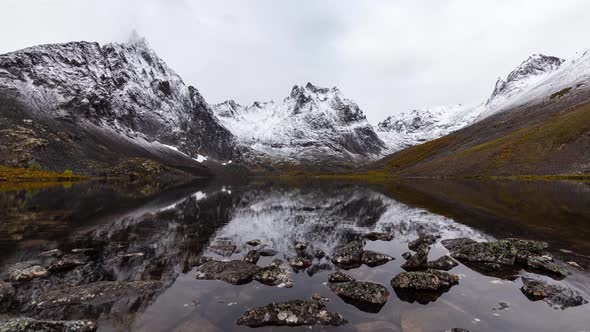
243 250 260 264
236 299 347 327
391 270 459 304
259 248 278 257
196 260 260 285
253 263 294 288
35 281 162 308
365 232 394 241
328 271 355 283
246 239 262 246
10 265 48 282
401 244 430 271
331 240 365 269
313 249 326 259
0 317 96 332
402 252 413 260
328 280 390 313
289 256 312 270
520 277 587 309
307 263 332 277
426 255 459 271
409 235 437 251
361 250 394 267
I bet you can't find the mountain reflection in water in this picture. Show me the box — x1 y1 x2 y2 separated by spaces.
0 179 588 331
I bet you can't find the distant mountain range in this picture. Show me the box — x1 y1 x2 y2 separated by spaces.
1 35 588 176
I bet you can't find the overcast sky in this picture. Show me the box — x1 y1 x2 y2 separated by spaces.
1 0 589 122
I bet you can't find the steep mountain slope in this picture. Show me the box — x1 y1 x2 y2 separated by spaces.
368 51 590 177
212 83 386 170
0 37 241 176
375 54 567 153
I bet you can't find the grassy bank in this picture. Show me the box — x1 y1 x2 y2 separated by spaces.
0 165 88 182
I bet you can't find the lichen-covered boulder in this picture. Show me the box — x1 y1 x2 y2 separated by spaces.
243 250 260 264
426 255 459 271
253 263 293 288
289 256 312 270
365 232 394 241
236 300 347 327
196 260 260 285
520 277 587 309
361 250 394 267
328 280 390 313
328 271 355 283
441 238 477 251
331 240 365 269
391 270 459 291
401 244 430 271
408 235 437 251
0 317 96 332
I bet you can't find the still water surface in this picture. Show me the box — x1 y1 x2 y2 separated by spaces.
0 179 589 331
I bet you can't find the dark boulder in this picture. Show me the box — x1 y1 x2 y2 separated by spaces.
10 265 49 282
331 240 365 269
196 260 260 285
328 271 355 283
313 249 326 259
408 235 437 251
391 270 459 304
426 255 459 271
441 238 477 251
401 244 430 271
289 256 312 270
520 277 587 309
236 299 347 327
243 250 260 264
525 256 569 278
0 317 96 332
246 239 262 246
46 253 88 272
402 252 413 260
328 280 390 313
365 232 394 241
361 250 394 267
259 248 278 257
253 263 293 288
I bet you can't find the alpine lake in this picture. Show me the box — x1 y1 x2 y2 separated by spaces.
0 178 589 332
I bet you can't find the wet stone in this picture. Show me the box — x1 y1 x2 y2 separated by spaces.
0 317 97 332
313 249 326 259
361 250 394 267
243 250 260 264
426 255 459 271
46 253 88 272
402 251 413 260
441 238 477 251
259 248 278 257
391 270 459 305
246 239 262 246
449 240 518 267
253 264 294 288
295 242 307 250
39 249 63 258
401 244 430 271
236 299 347 327
328 271 355 283
196 260 261 285
331 240 365 269
289 256 312 270
188 256 213 267
520 277 587 309
525 255 569 278
10 265 48 282
311 293 330 302
35 281 162 308
365 232 394 241
409 235 437 251
328 280 390 313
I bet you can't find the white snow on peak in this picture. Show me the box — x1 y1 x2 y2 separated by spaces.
212 82 386 165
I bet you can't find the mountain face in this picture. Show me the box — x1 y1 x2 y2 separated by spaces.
368 51 590 177
212 83 386 170
374 54 567 154
0 37 240 175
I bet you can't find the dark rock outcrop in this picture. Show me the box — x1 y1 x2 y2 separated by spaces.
328 281 390 313
196 260 260 285
236 300 347 327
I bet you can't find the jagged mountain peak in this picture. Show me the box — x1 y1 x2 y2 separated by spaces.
507 54 564 82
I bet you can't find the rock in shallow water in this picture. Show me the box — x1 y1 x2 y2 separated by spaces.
361 250 394 267
365 232 394 241
289 256 312 270
236 299 347 327
441 238 477 251
258 248 278 257
525 255 569 278
328 280 390 313
243 250 260 264
426 255 459 271
10 265 48 282
328 271 355 283
331 240 365 269
313 249 326 259
520 277 587 309
401 244 430 271
0 317 96 332
246 239 261 246
391 270 459 304
253 263 293 288
196 260 260 285
408 235 437 251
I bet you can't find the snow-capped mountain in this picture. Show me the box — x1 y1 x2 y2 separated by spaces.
375 53 576 153
212 83 386 169
0 36 240 173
